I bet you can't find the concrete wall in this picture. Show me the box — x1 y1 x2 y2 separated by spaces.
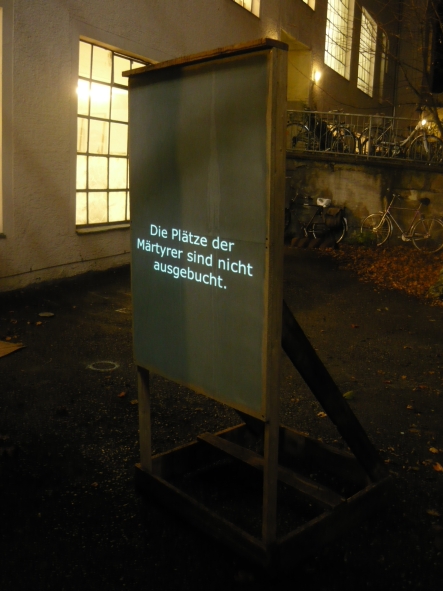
0 0 280 291
286 155 443 235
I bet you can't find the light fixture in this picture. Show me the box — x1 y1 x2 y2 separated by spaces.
313 70 322 84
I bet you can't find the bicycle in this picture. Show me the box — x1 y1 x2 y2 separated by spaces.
359 110 443 164
286 192 348 244
286 112 319 151
286 110 355 154
360 192 443 253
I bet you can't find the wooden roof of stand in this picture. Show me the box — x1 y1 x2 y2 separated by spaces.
123 38 288 79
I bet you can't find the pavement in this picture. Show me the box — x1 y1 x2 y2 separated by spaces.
1 249 443 591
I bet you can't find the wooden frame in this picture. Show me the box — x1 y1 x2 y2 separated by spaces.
128 40 391 571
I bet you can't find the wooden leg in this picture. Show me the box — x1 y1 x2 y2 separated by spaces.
262 417 279 545
137 366 152 472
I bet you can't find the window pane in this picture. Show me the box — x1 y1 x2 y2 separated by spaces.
109 191 127 221
126 193 130 220
76 155 87 190
92 46 112 83
89 120 109 154
109 157 127 189
77 79 90 116
76 192 88 225
111 87 128 122
88 192 108 223
79 42 92 78
88 156 108 189
109 122 128 155
114 55 131 86
77 117 88 152
90 82 111 119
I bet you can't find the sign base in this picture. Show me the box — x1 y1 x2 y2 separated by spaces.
135 422 392 571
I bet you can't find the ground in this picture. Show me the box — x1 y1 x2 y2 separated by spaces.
1 245 443 590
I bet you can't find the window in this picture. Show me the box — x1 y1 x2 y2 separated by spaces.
302 0 315 9
324 0 355 79
357 8 377 96
232 0 260 17
76 41 145 227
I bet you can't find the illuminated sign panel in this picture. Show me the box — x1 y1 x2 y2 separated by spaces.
128 43 285 417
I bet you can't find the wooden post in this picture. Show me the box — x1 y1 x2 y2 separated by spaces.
137 366 152 472
261 45 287 545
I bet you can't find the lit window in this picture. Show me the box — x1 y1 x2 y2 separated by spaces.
76 41 145 226
232 0 260 17
357 8 377 97
324 0 355 79
302 0 316 9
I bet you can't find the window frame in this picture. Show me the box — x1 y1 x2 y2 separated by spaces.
357 7 377 97
232 0 260 17
302 0 316 10
324 0 355 80
75 40 146 228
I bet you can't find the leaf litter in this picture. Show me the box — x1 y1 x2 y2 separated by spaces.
325 245 443 304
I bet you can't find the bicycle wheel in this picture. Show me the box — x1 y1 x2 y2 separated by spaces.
331 128 356 154
407 134 443 164
360 213 392 246
411 217 443 253
286 123 312 151
333 217 348 243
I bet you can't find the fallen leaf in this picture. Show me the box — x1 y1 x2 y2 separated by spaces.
407 404 414 409
91 482 99 488
317 411 327 418
118 392 126 398
130 399 138 405
433 462 443 472
351 324 359 328
404 345 412 350
430 447 439 454
35 321 42 326
427 509 441 517
343 391 355 400
383 380 392 384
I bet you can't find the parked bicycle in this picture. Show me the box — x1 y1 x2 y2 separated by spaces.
360 192 443 253
359 109 443 164
285 192 348 244
286 110 355 154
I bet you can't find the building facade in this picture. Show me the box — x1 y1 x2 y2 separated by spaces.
0 0 428 291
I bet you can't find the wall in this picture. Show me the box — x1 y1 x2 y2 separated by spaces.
0 0 280 291
286 154 443 234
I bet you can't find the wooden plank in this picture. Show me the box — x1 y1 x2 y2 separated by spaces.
276 476 393 570
279 425 369 488
261 44 287 545
281 301 387 483
197 432 345 509
137 366 152 472
151 423 246 479
125 38 288 79
135 464 270 567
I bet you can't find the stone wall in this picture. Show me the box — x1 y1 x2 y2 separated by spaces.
286 154 443 237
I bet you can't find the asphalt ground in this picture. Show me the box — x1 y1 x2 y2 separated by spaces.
1 248 443 590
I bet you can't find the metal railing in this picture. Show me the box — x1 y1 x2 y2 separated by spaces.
286 110 443 165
